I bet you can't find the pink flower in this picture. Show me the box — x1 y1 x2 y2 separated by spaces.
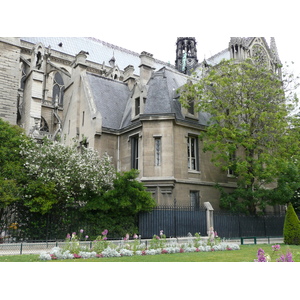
102 229 108 236
124 233 129 241
160 230 164 236
103 237 107 240
66 233 71 239
133 234 138 239
195 248 200 252
80 229 84 233
156 235 160 240
180 248 184 253
85 235 89 240
161 249 168 254
272 244 280 251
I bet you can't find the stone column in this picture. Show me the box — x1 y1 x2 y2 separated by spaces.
204 202 214 236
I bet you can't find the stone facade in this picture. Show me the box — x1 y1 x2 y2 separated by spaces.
0 37 282 210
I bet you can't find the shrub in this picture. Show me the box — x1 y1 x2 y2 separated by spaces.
283 203 300 245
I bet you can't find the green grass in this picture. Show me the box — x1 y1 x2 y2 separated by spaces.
1 244 300 262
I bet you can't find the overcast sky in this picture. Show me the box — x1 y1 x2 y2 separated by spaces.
6 0 299 94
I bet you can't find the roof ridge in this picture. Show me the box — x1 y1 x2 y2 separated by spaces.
86 37 141 57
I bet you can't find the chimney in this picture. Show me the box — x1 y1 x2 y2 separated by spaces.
74 51 88 69
123 65 136 91
139 51 155 85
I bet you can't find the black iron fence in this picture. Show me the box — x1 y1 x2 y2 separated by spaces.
139 206 288 239
139 206 207 238
213 211 286 238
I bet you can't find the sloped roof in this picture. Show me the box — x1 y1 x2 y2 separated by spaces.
21 37 173 75
144 67 210 126
86 73 131 130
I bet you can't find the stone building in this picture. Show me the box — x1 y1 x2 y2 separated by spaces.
0 37 282 210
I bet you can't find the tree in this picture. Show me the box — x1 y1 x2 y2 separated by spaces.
82 169 156 237
0 118 28 233
180 59 300 214
283 203 300 245
20 138 116 213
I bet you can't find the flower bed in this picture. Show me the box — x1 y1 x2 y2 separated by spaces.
39 229 240 261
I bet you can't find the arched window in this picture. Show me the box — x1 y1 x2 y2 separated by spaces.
52 72 65 106
40 117 49 132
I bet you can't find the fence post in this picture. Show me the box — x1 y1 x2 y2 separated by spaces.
174 198 177 238
20 243 23 255
204 202 214 236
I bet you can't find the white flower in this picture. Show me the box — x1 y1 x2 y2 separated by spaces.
39 252 51 260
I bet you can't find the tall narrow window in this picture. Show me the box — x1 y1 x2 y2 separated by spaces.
52 72 65 106
190 191 200 210
82 111 85 126
135 97 140 116
187 136 199 171
228 150 236 176
154 137 161 166
188 100 194 115
131 135 139 169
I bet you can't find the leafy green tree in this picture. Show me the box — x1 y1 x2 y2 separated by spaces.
180 59 300 214
82 169 156 237
0 118 28 233
283 203 300 245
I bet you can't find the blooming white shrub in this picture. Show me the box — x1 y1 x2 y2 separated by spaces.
145 249 158 255
39 252 52 260
20 139 116 211
79 251 97 259
102 247 121 257
119 249 133 256
184 246 197 253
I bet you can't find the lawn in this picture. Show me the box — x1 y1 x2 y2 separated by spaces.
1 244 299 262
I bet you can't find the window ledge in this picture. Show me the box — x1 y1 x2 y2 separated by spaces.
188 170 201 174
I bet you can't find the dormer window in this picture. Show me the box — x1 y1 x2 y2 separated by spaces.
135 97 140 116
188 100 195 115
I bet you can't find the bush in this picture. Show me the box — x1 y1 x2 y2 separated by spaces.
283 203 300 245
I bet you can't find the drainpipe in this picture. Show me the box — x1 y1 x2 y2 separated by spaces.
117 135 120 171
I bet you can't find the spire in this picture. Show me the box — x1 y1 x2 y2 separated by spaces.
109 51 116 67
270 37 281 65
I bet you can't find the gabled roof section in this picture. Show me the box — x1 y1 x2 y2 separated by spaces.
143 67 211 126
86 73 131 130
21 37 175 76
144 67 186 119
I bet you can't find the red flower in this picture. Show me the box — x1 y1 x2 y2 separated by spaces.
180 248 184 253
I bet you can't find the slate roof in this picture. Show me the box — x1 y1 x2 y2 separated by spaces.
86 73 131 130
21 37 173 76
144 67 210 126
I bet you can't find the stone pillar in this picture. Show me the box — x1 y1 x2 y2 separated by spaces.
204 202 214 236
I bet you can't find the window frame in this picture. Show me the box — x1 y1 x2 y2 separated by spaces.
187 135 199 171
154 136 162 166
131 134 139 169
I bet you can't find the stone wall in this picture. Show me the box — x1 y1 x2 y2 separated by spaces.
0 38 21 124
